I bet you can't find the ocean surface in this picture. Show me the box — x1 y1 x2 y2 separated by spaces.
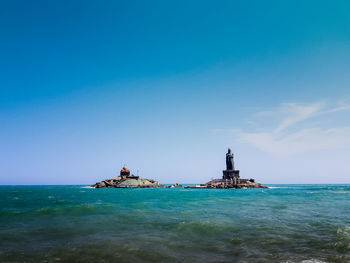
0 185 349 263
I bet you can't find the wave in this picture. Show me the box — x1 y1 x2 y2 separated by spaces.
283 259 329 263
334 226 350 252
176 221 235 236
52 204 112 213
300 260 329 263
267 186 299 189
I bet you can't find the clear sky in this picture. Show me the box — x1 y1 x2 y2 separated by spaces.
1 0 350 184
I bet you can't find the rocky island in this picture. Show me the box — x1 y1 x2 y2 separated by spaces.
185 148 268 189
92 166 164 188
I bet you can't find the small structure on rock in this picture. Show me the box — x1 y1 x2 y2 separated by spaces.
185 148 267 189
120 166 131 178
92 165 164 188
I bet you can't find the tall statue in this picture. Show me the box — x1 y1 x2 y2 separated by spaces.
226 148 234 170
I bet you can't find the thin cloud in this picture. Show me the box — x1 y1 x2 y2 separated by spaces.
233 100 350 156
239 127 350 156
274 102 325 133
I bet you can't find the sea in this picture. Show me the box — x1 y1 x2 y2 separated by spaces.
0 185 349 263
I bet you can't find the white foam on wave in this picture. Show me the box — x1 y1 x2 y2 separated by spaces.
268 186 298 189
80 186 94 188
284 260 329 263
330 191 350 194
336 226 350 239
300 260 329 263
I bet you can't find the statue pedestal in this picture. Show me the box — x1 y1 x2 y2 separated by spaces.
222 170 240 180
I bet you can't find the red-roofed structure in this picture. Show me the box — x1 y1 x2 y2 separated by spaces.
120 165 130 177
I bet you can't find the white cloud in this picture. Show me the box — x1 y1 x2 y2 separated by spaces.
233 100 350 157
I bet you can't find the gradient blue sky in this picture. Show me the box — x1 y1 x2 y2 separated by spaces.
1 0 350 184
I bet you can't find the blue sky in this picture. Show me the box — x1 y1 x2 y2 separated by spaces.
1 0 350 184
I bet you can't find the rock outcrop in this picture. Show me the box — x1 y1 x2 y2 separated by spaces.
92 166 164 188
167 183 183 188
184 179 268 189
184 149 268 189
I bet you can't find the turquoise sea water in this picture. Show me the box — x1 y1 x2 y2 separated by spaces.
0 185 349 263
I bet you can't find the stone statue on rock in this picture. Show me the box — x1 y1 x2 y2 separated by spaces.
226 148 234 170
